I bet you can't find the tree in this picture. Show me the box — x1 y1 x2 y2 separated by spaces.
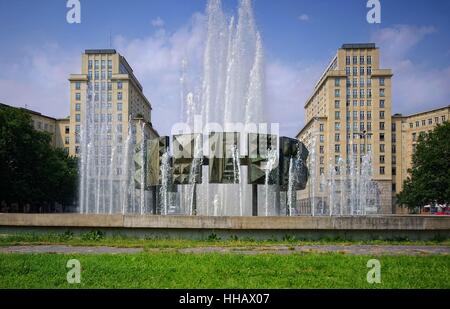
0 106 78 212
397 121 450 211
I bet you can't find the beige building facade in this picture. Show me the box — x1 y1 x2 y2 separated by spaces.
391 106 450 211
0 103 70 152
68 49 158 157
297 43 394 214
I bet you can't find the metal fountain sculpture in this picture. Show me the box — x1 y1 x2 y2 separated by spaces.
134 133 308 216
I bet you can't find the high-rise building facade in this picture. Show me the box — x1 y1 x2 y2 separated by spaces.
68 49 158 157
297 43 394 214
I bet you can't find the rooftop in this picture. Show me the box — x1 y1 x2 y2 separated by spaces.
85 49 117 55
341 43 376 49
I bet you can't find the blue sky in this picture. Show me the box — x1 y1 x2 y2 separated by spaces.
0 0 449 136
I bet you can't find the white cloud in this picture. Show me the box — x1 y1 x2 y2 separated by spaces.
151 17 165 28
372 25 450 115
0 10 321 138
298 14 309 22
266 60 323 136
0 43 79 118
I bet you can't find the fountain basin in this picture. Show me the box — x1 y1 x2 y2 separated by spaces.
0 214 449 241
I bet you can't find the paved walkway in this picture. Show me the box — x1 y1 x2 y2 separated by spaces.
0 245 143 254
0 244 449 255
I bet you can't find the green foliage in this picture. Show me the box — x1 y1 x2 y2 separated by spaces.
397 121 450 210
0 106 78 211
81 230 104 241
206 233 221 241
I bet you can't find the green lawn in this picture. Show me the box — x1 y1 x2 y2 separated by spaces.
0 252 448 288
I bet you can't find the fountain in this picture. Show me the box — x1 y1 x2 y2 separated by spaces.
77 0 380 217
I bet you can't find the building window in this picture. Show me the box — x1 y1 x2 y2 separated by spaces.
335 89 340 97
65 136 70 145
65 126 70 134
392 145 397 153
335 133 340 142
380 100 385 108
367 66 372 75
75 125 80 133
101 71 106 80
367 122 372 131
353 89 357 98
379 77 385 86
392 167 396 176
392 155 396 164
412 133 417 142
346 56 350 65
353 111 358 121
94 71 99 80
353 78 357 87
380 155 385 164
107 114 112 123
353 56 357 64
380 111 385 119
360 100 364 107
416 121 419 128
367 78 372 87
117 81 123 89
320 156 324 165
335 144 340 153
353 67 358 76
367 100 371 107
392 183 396 192
101 60 106 69
319 124 324 132
320 135 324 143
108 60 112 68
367 56 372 65
380 88 385 97
380 144 385 153
75 114 81 122
117 103 123 111
367 111 372 120
380 133 385 142
346 67 350 75
75 82 81 90
94 60 99 69
75 93 81 101
367 89 372 98
75 146 80 154
319 146 324 154
360 122 365 131
442 115 446 122
335 78 340 87
320 167 324 175
117 92 122 100
117 114 122 122
360 56 365 65
335 111 340 120
335 122 340 130
428 118 432 125
380 167 385 175
335 100 340 109
108 70 112 79
380 122 385 130
75 103 81 111
360 66 365 75
88 60 93 69
360 89 365 98
422 119 426 126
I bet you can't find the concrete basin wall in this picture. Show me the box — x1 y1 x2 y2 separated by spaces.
0 214 449 240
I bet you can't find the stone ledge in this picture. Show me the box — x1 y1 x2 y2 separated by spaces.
0 214 449 231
